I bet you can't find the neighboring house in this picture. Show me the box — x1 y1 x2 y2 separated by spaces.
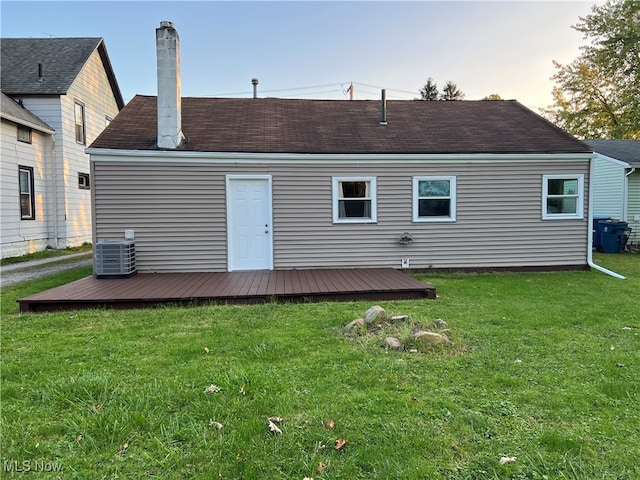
87 22 593 274
0 37 124 259
586 140 640 246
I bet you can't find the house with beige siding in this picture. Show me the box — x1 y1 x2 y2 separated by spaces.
586 140 640 246
87 22 594 274
0 37 123 258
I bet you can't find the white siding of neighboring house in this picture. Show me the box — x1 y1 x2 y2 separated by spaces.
592 155 626 219
19 49 120 250
91 154 590 273
628 171 640 245
0 119 54 257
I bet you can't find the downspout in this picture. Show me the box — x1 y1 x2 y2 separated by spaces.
624 167 635 222
49 133 59 249
587 154 626 279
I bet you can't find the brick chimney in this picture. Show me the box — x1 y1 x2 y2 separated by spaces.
156 21 185 149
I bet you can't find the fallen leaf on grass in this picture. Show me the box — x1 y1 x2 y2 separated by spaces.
268 416 284 423
315 441 326 452
239 385 245 395
499 456 517 464
324 419 335 429
204 384 221 394
204 346 210 354
118 442 129 456
316 462 326 473
335 438 347 450
268 420 283 435
208 419 223 430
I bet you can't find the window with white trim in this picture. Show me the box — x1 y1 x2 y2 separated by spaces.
332 177 377 223
542 174 584 219
19 166 35 220
413 176 456 222
74 100 86 144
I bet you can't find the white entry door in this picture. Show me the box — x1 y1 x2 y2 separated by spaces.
226 176 273 271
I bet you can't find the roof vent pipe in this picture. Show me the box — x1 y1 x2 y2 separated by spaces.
251 78 259 99
380 89 387 125
38 63 44 80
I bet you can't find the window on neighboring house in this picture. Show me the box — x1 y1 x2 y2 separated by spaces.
19 166 35 220
542 174 584 219
78 172 91 190
332 177 377 223
413 176 457 222
74 100 86 144
17 125 32 143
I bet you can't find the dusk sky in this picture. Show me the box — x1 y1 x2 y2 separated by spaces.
2 1 600 111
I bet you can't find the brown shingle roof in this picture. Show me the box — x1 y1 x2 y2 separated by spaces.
90 95 590 155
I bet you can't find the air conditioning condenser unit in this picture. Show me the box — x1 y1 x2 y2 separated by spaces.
95 240 136 279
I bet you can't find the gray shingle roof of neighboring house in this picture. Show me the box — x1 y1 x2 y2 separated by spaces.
90 95 591 155
585 139 640 168
0 37 124 108
0 92 54 133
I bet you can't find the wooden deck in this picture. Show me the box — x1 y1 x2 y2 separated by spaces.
18 268 436 312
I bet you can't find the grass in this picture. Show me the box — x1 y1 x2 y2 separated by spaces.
1 253 639 479
0 244 92 267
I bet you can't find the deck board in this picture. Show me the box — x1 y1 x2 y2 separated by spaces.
18 268 436 312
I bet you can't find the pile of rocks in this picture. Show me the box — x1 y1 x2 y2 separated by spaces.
344 305 453 352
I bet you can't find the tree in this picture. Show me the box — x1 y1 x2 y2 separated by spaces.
440 81 465 101
545 0 639 139
418 78 465 101
482 93 503 100
419 78 439 101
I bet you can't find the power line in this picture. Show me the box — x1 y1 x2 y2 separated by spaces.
204 81 420 99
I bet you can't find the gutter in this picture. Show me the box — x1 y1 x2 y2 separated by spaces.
587 154 626 279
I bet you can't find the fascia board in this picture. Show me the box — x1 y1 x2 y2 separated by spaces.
87 148 593 164
592 152 633 168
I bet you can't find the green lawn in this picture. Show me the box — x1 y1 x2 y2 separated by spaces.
1 254 638 479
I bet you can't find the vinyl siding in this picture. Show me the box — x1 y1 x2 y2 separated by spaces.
628 172 640 245
592 156 625 218
92 155 590 272
0 119 53 257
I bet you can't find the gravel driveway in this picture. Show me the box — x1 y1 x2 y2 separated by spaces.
0 253 93 288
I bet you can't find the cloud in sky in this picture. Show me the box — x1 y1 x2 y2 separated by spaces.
1 1 600 110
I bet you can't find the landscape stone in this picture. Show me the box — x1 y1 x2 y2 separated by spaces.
364 306 386 324
384 337 402 350
432 318 448 329
412 331 453 347
344 318 366 333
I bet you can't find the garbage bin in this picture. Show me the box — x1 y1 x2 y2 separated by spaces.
599 219 631 253
593 216 611 251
